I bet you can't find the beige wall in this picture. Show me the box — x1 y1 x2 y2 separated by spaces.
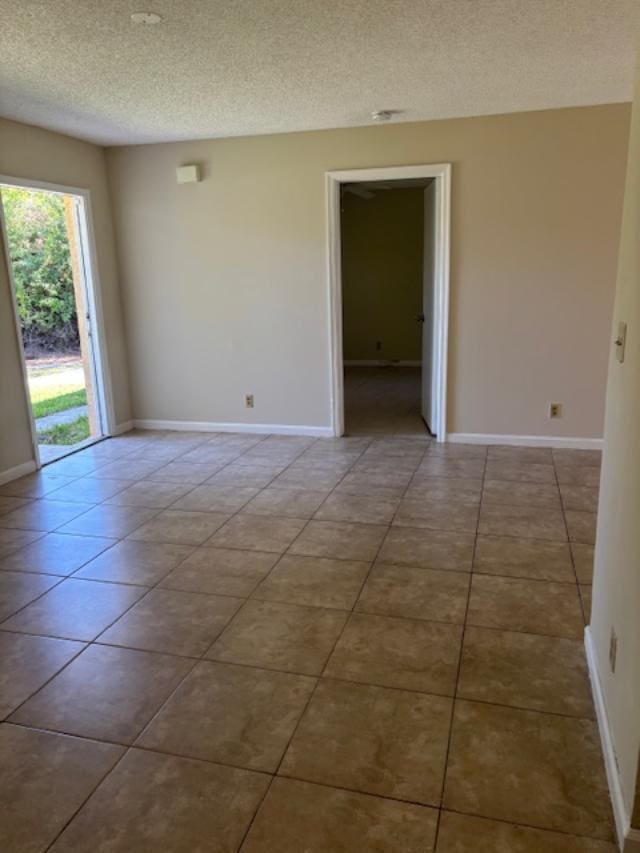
590 58 640 830
342 187 424 362
0 118 131 473
106 104 629 435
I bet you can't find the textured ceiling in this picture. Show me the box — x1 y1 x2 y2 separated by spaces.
1 0 639 146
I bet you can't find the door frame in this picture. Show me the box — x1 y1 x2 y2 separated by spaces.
0 175 117 467
326 163 451 439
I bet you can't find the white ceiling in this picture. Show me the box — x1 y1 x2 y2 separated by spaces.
1 0 639 147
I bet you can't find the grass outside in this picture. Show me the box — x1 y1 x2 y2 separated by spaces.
37 415 90 445
31 386 87 418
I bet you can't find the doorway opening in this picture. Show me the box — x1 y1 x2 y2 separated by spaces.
0 179 109 465
327 164 450 439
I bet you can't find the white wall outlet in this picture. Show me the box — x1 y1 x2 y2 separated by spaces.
609 628 618 673
245 394 254 409
548 402 562 418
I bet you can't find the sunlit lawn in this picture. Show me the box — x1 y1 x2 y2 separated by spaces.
27 365 87 419
38 415 90 445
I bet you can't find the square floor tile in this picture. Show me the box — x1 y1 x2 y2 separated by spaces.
572 543 595 583
405 477 482 504
554 465 601 487
288 520 386 561
484 461 555 483
145 461 223 484
0 500 95 532
378 527 474 571
280 678 451 805
10 644 193 743
560 484 599 513
49 748 270 853
1 578 145 641
127 509 230 545
44 477 132 504
206 464 279 488
73 540 193 586
478 504 567 541
0 631 84 717
0 571 60 621
207 599 347 674
0 724 123 853
393 499 478 532
581 584 592 623
553 449 601 468
58 505 159 538
105 480 193 509
565 510 597 544
487 446 553 464
99 588 241 656
252 554 370 609
210 514 307 553
0 495 30 516
482 480 561 508
443 700 614 840
325 613 461 694
136 660 315 772
473 535 574 582
242 777 438 853
335 472 411 499
160 546 277 597
171 484 259 513
0 473 75 499
1 533 115 576
270 468 344 491
436 811 617 852
243 487 328 518
417 458 485 479
458 627 593 717
467 574 584 638
90 459 164 480
356 563 469 624
314 494 399 525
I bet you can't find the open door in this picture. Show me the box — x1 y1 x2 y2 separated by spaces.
421 180 437 433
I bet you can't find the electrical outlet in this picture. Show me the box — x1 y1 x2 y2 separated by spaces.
245 394 254 409
548 402 562 419
609 628 618 673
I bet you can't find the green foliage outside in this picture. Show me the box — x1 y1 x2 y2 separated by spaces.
2 187 79 352
31 387 87 419
37 415 90 446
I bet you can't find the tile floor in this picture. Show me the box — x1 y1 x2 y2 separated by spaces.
0 429 612 852
344 365 430 435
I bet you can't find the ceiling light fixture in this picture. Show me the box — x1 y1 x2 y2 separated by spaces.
371 110 398 122
130 11 162 24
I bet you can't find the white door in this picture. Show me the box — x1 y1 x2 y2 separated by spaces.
421 181 437 432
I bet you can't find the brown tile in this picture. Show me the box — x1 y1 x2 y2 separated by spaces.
443 700 614 840
1 578 145 641
105 480 193 508
0 527 45 557
145 461 223 484
473 535 574 582
127 509 230 545
0 499 94 532
428 443 487 459
394 499 478 532
252 554 369 609
335 471 411 499
354 456 421 476
209 514 306 553
314 493 399 525
555 465 601 486
242 777 438 853
553 449 602 468
0 473 75 499
10 644 193 743
478 504 567 541
73 540 193 585
1 533 114 576
565 510 597 544
0 571 60 621
271 467 344 491
0 724 123 853
483 479 561 508
325 613 461 694
487 446 553 464
206 464 278 488
417 457 486 479
572 542 595 583
207 599 346 674
289 520 386 561
484 460 556 483
0 495 30 516
405 476 482 504
458 627 594 717
49 748 270 853
378 526 474 571
356 563 469 623
436 811 617 853
467 574 584 638
581 584 592 623
171 484 259 513
58 505 159 538
160 546 277 596
243 487 328 518
560 484 599 513
90 459 165 480
280 678 451 805
0 631 84 717
44 477 132 503
136 660 315 771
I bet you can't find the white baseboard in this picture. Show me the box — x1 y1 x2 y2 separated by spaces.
0 459 37 486
111 420 134 436
447 432 604 450
132 419 334 438
585 627 638 851
344 360 422 367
